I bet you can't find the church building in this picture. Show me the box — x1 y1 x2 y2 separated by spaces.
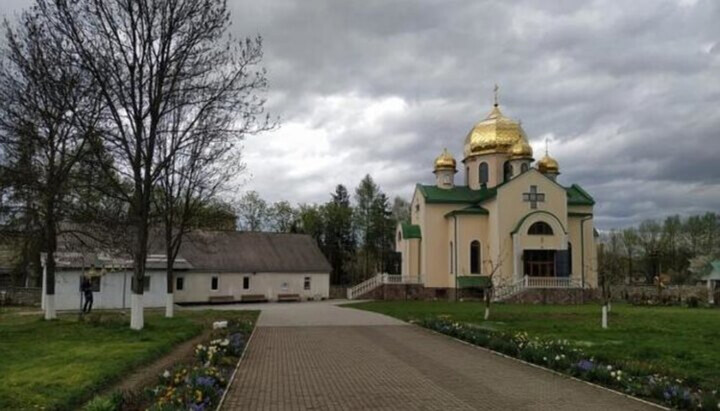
395 97 597 298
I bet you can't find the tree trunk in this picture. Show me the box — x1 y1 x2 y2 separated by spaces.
165 226 174 318
130 194 149 330
484 288 491 320
44 204 57 320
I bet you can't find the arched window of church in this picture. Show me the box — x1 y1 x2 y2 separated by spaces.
504 161 513 182
528 221 553 235
521 163 529 173
470 240 481 274
479 162 489 185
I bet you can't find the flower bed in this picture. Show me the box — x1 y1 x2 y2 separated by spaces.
420 318 720 410
145 321 252 411
84 318 254 411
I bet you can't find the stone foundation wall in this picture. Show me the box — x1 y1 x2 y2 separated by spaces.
609 285 713 304
0 287 42 306
356 285 459 301
503 288 599 305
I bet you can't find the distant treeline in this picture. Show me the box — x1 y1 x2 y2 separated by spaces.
235 175 410 285
598 213 720 285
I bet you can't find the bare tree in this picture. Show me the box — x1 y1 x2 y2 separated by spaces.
0 10 100 319
481 244 508 320
155 99 246 317
236 191 269 231
38 0 271 329
598 230 623 328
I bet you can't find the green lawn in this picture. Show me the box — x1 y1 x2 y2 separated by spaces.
0 309 258 410
347 301 720 389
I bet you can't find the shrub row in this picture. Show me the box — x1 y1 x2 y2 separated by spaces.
419 318 719 410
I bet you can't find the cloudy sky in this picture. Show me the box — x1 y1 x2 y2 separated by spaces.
3 0 720 229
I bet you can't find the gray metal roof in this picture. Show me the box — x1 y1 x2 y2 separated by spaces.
53 230 331 274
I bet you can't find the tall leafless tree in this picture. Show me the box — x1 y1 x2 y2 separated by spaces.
37 0 271 329
154 97 246 318
0 10 101 319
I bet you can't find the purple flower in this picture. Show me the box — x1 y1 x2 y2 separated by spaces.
576 360 594 372
194 376 216 387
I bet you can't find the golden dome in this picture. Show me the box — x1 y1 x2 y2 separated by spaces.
510 137 533 159
434 148 457 172
463 105 527 158
537 153 559 174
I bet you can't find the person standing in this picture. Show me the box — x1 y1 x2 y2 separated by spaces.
81 275 94 314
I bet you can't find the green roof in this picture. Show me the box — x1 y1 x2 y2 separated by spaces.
566 184 595 206
457 275 492 288
418 183 595 207
417 184 496 204
445 205 489 217
400 223 421 239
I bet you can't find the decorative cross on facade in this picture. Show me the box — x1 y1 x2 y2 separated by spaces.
522 185 545 209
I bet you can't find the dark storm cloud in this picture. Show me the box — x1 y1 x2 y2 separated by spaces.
3 0 719 228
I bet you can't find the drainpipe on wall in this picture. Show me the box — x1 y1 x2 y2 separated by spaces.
454 215 458 302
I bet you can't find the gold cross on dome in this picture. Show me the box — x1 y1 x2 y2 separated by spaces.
493 84 499 107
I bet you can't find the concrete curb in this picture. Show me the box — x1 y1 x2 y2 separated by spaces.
417 324 668 410
215 323 257 411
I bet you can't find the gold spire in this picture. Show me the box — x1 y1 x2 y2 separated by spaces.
434 147 457 172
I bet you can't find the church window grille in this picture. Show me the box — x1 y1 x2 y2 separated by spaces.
521 163 529 173
528 221 553 235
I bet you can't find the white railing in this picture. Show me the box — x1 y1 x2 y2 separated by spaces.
492 278 526 301
525 276 578 289
347 274 424 300
347 274 384 300
382 274 422 284
493 276 582 302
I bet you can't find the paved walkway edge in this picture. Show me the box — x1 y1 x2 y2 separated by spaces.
419 324 667 410
216 324 257 411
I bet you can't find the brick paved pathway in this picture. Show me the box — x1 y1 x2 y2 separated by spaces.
221 302 658 410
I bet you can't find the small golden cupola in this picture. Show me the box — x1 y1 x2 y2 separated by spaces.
434 148 457 189
537 143 560 181
510 136 533 159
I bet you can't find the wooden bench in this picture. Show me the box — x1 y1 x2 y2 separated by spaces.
277 293 301 302
240 294 267 303
208 295 234 304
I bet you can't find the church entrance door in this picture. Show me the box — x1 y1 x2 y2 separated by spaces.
523 250 556 277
